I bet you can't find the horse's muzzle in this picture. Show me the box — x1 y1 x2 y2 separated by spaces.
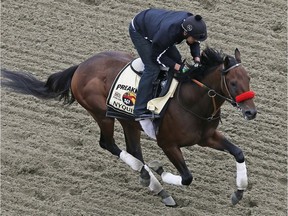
243 108 257 120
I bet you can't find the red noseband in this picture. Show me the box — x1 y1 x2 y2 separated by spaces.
235 91 255 103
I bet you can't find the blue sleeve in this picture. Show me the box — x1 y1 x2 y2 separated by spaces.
150 28 177 68
189 42 201 59
151 44 176 68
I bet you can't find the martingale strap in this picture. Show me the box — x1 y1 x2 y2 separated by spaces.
235 91 255 103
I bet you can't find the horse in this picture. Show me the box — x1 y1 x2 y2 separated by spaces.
1 47 257 206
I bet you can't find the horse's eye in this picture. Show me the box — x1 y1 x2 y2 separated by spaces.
230 81 237 88
229 81 238 94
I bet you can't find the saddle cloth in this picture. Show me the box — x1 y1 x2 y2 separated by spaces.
106 58 178 118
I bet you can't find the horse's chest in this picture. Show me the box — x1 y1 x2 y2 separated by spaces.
185 125 218 145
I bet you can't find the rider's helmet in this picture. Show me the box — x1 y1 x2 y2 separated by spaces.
181 15 207 41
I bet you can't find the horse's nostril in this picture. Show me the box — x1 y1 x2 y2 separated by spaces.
245 109 257 119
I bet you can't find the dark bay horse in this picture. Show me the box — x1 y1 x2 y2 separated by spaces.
1 47 257 206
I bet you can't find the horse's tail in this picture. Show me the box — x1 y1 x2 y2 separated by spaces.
1 65 79 104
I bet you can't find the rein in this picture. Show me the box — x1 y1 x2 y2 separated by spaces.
192 78 236 105
176 81 222 121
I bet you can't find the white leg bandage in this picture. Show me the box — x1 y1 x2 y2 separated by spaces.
119 151 163 194
236 161 248 190
119 150 143 172
161 172 182 186
144 165 163 194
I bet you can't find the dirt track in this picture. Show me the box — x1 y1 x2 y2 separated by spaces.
1 0 287 215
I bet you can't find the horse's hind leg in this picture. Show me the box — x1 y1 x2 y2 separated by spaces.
91 116 151 190
199 130 248 205
86 110 121 157
96 119 121 156
119 121 176 207
87 110 175 206
99 131 121 156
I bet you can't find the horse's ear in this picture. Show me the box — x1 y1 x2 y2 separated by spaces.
224 56 230 68
235 48 241 63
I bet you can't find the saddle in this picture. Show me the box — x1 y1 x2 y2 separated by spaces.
106 58 178 120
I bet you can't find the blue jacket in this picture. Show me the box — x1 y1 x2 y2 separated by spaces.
133 8 201 68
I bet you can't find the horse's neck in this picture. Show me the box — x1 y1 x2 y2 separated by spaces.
179 65 225 113
203 65 224 94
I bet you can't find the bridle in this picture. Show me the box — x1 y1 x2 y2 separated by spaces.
220 63 255 104
221 63 242 106
176 63 255 121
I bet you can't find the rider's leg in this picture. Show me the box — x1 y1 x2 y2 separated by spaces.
129 23 160 119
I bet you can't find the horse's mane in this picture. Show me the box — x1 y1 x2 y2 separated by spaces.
201 47 224 68
186 47 225 81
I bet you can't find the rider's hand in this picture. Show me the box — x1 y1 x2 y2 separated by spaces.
179 64 190 73
194 57 200 63
193 62 200 68
193 56 201 68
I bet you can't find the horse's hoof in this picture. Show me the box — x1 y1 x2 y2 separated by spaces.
148 160 164 175
231 190 244 205
162 196 177 207
158 190 177 207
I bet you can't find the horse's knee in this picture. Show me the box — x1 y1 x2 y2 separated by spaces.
234 148 245 163
181 173 193 185
222 138 245 163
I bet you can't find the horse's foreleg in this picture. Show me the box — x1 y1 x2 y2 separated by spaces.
156 146 193 186
149 160 182 186
221 137 248 205
200 130 248 205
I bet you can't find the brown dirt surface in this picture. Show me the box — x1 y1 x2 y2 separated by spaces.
1 0 287 215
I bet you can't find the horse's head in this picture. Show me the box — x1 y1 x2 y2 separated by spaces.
222 49 257 120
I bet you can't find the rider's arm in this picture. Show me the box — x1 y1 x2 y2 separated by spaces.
189 41 201 62
151 43 177 68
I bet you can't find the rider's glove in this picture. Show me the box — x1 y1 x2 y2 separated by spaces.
179 64 190 73
193 62 201 68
